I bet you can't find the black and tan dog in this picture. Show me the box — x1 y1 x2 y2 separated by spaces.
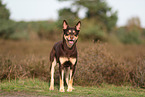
49 20 81 92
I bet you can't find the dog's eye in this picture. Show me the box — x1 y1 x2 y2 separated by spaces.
67 32 69 34
74 32 76 35
74 32 78 36
65 31 69 35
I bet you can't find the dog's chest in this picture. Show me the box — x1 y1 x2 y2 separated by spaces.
59 57 76 65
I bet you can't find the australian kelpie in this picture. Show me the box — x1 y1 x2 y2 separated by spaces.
49 20 81 92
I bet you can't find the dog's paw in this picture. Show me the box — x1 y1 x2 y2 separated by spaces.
49 86 54 90
67 88 73 92
59 88 65 92
72 87 75 90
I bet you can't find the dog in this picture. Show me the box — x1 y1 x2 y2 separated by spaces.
49 20 81 92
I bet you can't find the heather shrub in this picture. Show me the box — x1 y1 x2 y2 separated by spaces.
129 57 145 88
0 41 145 88
0 55 50 81
75 42 129 86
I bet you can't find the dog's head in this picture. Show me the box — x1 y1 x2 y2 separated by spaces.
63 20 81 48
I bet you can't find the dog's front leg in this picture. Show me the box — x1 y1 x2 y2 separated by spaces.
49 58 56 90
67 66 76 92
65 67 70 86
59 65 65 92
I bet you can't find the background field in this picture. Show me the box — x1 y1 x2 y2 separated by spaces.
0 40 145 96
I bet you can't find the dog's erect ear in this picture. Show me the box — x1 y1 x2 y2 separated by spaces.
63 20 68 29
75 21 81 31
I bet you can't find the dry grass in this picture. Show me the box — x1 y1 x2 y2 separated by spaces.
0 40 145 88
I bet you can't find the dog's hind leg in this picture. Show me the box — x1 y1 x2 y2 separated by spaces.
49 57 56 90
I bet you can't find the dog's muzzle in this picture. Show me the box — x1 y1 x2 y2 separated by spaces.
67 38 75 46
68 39 74 44
64 35 78 48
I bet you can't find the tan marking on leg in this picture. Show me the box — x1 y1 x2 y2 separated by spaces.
59 70 65 92
65 67 70 86
49 58 56 90
69 58 76 65
67 69 73 92
59 57 68 64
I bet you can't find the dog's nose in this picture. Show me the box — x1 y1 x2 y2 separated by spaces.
70 35 74 40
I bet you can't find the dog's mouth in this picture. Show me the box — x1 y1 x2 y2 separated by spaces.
67 39 74 45
64 35 78 48
68 40 74 44
65 39 76 48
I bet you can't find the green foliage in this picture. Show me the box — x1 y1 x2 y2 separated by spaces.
0 20 15 39
80 19 107 41
58 0 118 42
77 0 117 32
58 8 79 25
0 0 144 44
0 0 13 39
1 20 59 40
58 0 118 32
37 21 59 40
116 27 142 44
57 8 80 30
8 21 30 40
0 0 10 19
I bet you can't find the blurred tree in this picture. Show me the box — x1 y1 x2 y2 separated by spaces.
126 16 141 30
0 0 14 39
58 0 118 32
57 8 79 27
116 26 142 44
59 8 78 22
116 17 143 44
0 0 10 20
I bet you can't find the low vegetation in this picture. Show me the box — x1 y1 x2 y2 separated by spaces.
0 40 145 88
